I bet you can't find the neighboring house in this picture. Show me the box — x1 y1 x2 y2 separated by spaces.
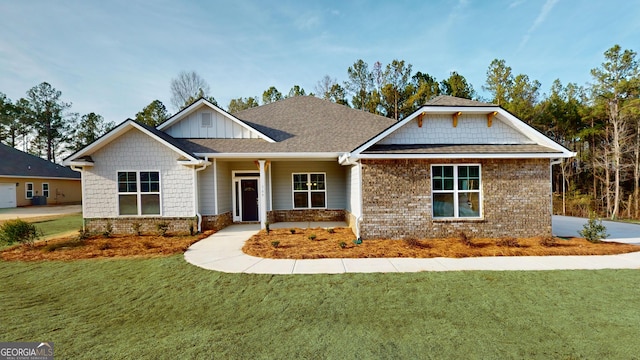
63 95 574 238
0 143 81 208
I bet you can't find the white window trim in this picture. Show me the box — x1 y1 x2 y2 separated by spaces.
292 172 327 209
431 164 482 219
42 183 49 198
116 170 162 216
25 182 34 199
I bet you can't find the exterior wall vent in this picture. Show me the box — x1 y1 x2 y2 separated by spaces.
201 113 213 128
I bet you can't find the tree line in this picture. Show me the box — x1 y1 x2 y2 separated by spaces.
1 45 639 220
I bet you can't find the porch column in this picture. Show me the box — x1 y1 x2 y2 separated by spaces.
258 159 267 229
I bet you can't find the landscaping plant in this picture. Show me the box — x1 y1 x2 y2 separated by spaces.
0 219 40 246
579 212 609 243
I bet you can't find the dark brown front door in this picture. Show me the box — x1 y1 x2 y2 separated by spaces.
241 179 258 221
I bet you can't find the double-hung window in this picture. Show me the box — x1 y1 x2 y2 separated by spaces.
117 171 161 215
432 165 481 218
42 183 49 198
25 182 34 199
292 173 326 208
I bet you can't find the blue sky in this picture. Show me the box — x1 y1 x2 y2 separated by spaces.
1 0 638 124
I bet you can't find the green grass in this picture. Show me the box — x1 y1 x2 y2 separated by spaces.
31 213 83 239
2 257 640 359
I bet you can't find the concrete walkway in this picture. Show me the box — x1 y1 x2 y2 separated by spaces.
185 221 640 274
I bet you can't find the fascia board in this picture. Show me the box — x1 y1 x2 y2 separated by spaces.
194 152 341 160
356 152 575 160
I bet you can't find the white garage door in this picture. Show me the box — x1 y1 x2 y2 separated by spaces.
0 183 17 208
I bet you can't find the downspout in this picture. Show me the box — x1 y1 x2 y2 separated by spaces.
69 165 85 231
194 157 210 232
356 159 363 242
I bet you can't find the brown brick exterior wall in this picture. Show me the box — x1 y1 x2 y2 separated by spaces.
267 209 346 223
360 158 551 239
202 212 233 231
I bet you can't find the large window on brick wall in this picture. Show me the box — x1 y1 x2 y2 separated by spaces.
292 173 326 208
117 171 161 216
431 164 481 218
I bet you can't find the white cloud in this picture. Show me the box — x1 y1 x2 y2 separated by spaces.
518 0 560 50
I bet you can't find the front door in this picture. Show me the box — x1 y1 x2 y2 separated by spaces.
241 179 259 221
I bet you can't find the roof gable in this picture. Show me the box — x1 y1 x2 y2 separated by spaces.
63 119 200 166
348 96 575 160
0 143 80 179
157 98 274 142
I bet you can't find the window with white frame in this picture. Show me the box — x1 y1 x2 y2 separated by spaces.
431 165 481 218
292 173 326 208
117 171 161 215
25 182 34 199
42 183 49 198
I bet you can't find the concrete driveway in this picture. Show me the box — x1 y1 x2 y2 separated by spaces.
0 205 82 221
553 215 640 245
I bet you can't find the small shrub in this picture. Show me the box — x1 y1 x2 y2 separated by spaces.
308 234 317 241
327 228 335 234
77 228 91 241
131 222 142 236
189 222 195 236
353 238 362 245
458 231 473 247
271 241 280 248
156 222 170 237
404 237 420 248
142 240 157 249
339 241 347 249
103 220 113 238
99 242 112 250
539 236 557 247
496 237 520 247
289 229 296 234
0 219 40 246
265 222 270 234
578 212 609 243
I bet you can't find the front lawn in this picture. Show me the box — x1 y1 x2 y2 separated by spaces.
2 256 640 359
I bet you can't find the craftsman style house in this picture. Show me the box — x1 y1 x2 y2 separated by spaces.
63 95 574 239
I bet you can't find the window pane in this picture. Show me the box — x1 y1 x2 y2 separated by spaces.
293 174 308 191
310 192 325 208
141 194 160 215
433 166 454 190
469 166 479 177
444 179 454 190
433 193 454 217
444 166 454 177
433 179 443 191
310 174 325 190
119 195 138 215
293 192 308 208
118 172 137 193
432 166 442 177
458 192 480 217
140 171 159 193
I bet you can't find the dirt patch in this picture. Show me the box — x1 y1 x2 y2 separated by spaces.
0 231 214 261
243 227 640 259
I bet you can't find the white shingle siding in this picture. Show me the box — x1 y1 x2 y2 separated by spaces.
83 128 194 218
379 114 533 145
163 108 260 139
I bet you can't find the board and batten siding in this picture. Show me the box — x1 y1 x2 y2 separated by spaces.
198 165 215 215
216 161 232 214
163 108 261 139
379 114 533 145
82 128 194 218
270 161 346 210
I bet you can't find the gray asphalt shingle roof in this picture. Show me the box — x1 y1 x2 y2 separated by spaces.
197 96 397 153
363 144 562 154
0 143 80 179
425 95 495 107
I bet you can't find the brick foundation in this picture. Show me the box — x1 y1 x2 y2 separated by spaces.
267 209 346 223
202 212 233 231
360 158 552 239
84 217 197 236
